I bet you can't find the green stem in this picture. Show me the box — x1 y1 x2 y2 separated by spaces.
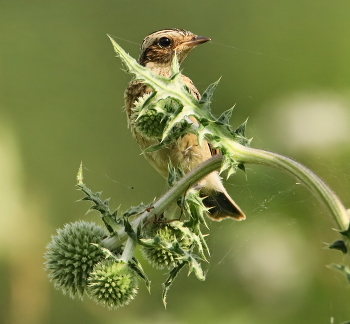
130 154 223 227
103 141 349 251
102 154 223 247
121 237 137 262
135 154 221 222
226 140 350 231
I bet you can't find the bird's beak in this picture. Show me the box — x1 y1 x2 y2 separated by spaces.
182 35 211 47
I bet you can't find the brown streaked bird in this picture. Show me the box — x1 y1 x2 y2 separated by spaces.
124 28 245 221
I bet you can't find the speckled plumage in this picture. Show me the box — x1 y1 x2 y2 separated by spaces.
124 29 245 221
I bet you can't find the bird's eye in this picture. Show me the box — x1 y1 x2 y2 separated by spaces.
158 37 172 47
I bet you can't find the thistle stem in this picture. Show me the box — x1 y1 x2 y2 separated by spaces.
225 140 350 231
133 154 223 226
104 143 349 251
121 237 137 262
109 154 223 245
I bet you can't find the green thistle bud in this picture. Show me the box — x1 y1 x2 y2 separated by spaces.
87 260 139 309
44 221 107 298
141 224 193 270
134 107 168 139
131 96 185 140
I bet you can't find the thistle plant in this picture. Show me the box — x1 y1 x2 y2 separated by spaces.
44 35 350 310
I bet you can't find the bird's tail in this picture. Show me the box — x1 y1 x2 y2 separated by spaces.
202 190 246 221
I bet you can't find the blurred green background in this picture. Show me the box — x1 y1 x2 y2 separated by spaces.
1 1 350 323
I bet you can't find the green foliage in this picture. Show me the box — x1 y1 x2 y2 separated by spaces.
128 257 151 293
182 188 210 257
77 163 122 234
340 223 350 238
327 240 348 254
61 165 211 308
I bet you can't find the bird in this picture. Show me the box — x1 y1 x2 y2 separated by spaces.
124 28 245 221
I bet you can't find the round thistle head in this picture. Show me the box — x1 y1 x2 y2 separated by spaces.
141 223 193 269
133 106 167 139
44 221 107 298
132 95 187 140
87 260 139 309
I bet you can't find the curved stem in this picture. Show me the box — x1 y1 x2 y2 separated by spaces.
131 154 223 227
227 141 350 231
104 141 350 252
103 154 223 246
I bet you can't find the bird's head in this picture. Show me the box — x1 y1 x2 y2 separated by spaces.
138 29 210 70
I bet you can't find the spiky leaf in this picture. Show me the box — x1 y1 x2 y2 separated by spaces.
340 224 350 238
77 176 121 234
328 240 348 254
328 263 350 283
199 78 221 113
216 106 234 126
162 262 186 308
129 257 151 293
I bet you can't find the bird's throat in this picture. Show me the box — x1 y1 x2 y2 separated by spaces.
144 62 173 77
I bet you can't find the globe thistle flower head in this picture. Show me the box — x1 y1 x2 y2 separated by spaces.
131 95 186 140
44 221 107 298
141 223 193 269
87 260 139 309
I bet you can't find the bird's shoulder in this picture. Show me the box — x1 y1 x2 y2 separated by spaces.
124 81 152 118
